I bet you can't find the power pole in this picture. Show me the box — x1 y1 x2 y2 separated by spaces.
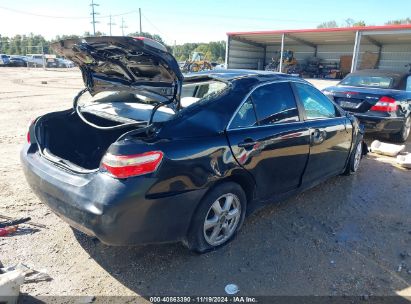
90 0 100 36
139 8 142 34
107 14 116 36
120 18 128 36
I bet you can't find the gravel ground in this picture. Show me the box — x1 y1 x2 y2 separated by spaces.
0 68 410 301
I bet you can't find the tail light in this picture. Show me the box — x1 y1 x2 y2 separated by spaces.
370 96 398 112
101 151 164 179
27 118 35 143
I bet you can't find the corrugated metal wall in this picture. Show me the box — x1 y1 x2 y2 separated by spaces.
228 37 411 72
379 44 411 72
227 39 265 70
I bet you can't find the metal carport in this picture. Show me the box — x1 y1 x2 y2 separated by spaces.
225 25 411 73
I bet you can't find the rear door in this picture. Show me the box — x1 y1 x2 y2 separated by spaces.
226 82 310 201
293 82 352 185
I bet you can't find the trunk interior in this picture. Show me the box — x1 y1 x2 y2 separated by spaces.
37 111 138 170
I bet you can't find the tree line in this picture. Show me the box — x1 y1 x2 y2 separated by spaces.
317 18 411 28
0 32 226 63
3 17 408 59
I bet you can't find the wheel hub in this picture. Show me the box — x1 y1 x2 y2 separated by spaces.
203 193 241 246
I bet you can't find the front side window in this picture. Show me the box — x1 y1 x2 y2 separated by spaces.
406 76 411 92
251 82 299 125
294 83 338 119
230 98 257 129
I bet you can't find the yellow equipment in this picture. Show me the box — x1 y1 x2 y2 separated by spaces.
182 52 212 73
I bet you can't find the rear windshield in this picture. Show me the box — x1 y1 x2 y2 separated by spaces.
339 75 394 89
78 80 227 124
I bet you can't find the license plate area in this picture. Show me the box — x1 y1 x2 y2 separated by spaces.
339 99 362 109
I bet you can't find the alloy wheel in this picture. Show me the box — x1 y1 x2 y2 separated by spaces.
353 142 362 172
203 193 241 246
402 116 411 140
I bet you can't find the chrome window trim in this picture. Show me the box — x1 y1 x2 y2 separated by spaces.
226 79 309 131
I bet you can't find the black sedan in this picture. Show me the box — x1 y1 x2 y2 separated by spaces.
323 69 411 142
21 37 365 253
9 55 28 67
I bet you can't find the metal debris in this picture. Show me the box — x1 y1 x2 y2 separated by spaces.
225 284 239 295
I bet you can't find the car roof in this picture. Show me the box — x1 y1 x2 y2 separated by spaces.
348 69 409 79
183 69 301 83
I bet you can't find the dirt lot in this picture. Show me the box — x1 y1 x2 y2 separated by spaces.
0 67 410 300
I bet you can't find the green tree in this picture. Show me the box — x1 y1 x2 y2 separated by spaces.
317 20 338 28
385 17 411 25
352 20 366 27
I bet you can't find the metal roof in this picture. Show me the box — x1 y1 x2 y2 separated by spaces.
227 24 411 46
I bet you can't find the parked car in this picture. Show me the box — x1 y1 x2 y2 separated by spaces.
323 69 411 142
56 58 75 68
0 54 10 66
9 55 28 67
26 54 45 67
21 36 365 253
45 56 59 68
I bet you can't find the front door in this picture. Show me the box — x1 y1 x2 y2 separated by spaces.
226 82 310 201
292 82 352 185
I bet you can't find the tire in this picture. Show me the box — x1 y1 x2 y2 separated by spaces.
189 63 199 72
389 116 411 143
185 182 247 253
344 138 363 175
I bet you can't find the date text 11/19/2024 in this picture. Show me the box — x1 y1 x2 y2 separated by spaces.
149 296 258 303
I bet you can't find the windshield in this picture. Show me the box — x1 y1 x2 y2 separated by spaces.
339 75 394 89
77 80 228 124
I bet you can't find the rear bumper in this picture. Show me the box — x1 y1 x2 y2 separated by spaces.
353 114 405 134
21 144 207 245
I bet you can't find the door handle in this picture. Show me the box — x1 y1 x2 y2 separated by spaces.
238 139 258 149
311 129 325 145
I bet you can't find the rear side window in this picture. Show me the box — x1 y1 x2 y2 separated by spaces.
294 83 338 119
230 98 257 129
251 82 299 125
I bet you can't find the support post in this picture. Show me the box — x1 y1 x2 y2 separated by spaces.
41 43 45 70
263 46 267 71
279 33 285 73
225 35 231 69
139 8 142 34
351 31 362 73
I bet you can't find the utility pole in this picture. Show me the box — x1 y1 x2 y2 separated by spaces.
90 0 100 36
120 18 128 36
139 8 142 34
107 14 116 36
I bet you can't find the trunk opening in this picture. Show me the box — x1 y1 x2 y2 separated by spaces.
36 111 140 171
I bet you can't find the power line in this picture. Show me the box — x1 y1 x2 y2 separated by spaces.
90 0 100 36
141 13 172 40
0 5 137 20
120 18 128 36
108 14 116 36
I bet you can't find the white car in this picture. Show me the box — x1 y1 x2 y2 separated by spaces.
26 54 45 67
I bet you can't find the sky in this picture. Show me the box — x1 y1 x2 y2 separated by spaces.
0 0 410 44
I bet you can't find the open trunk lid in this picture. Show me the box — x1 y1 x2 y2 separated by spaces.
51 36 183 105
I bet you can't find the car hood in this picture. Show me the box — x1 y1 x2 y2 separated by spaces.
51 36 183 104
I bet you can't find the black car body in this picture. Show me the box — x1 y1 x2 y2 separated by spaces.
0 54 10 66
9 55 28 67
323 69 411 142
21 37 365 252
